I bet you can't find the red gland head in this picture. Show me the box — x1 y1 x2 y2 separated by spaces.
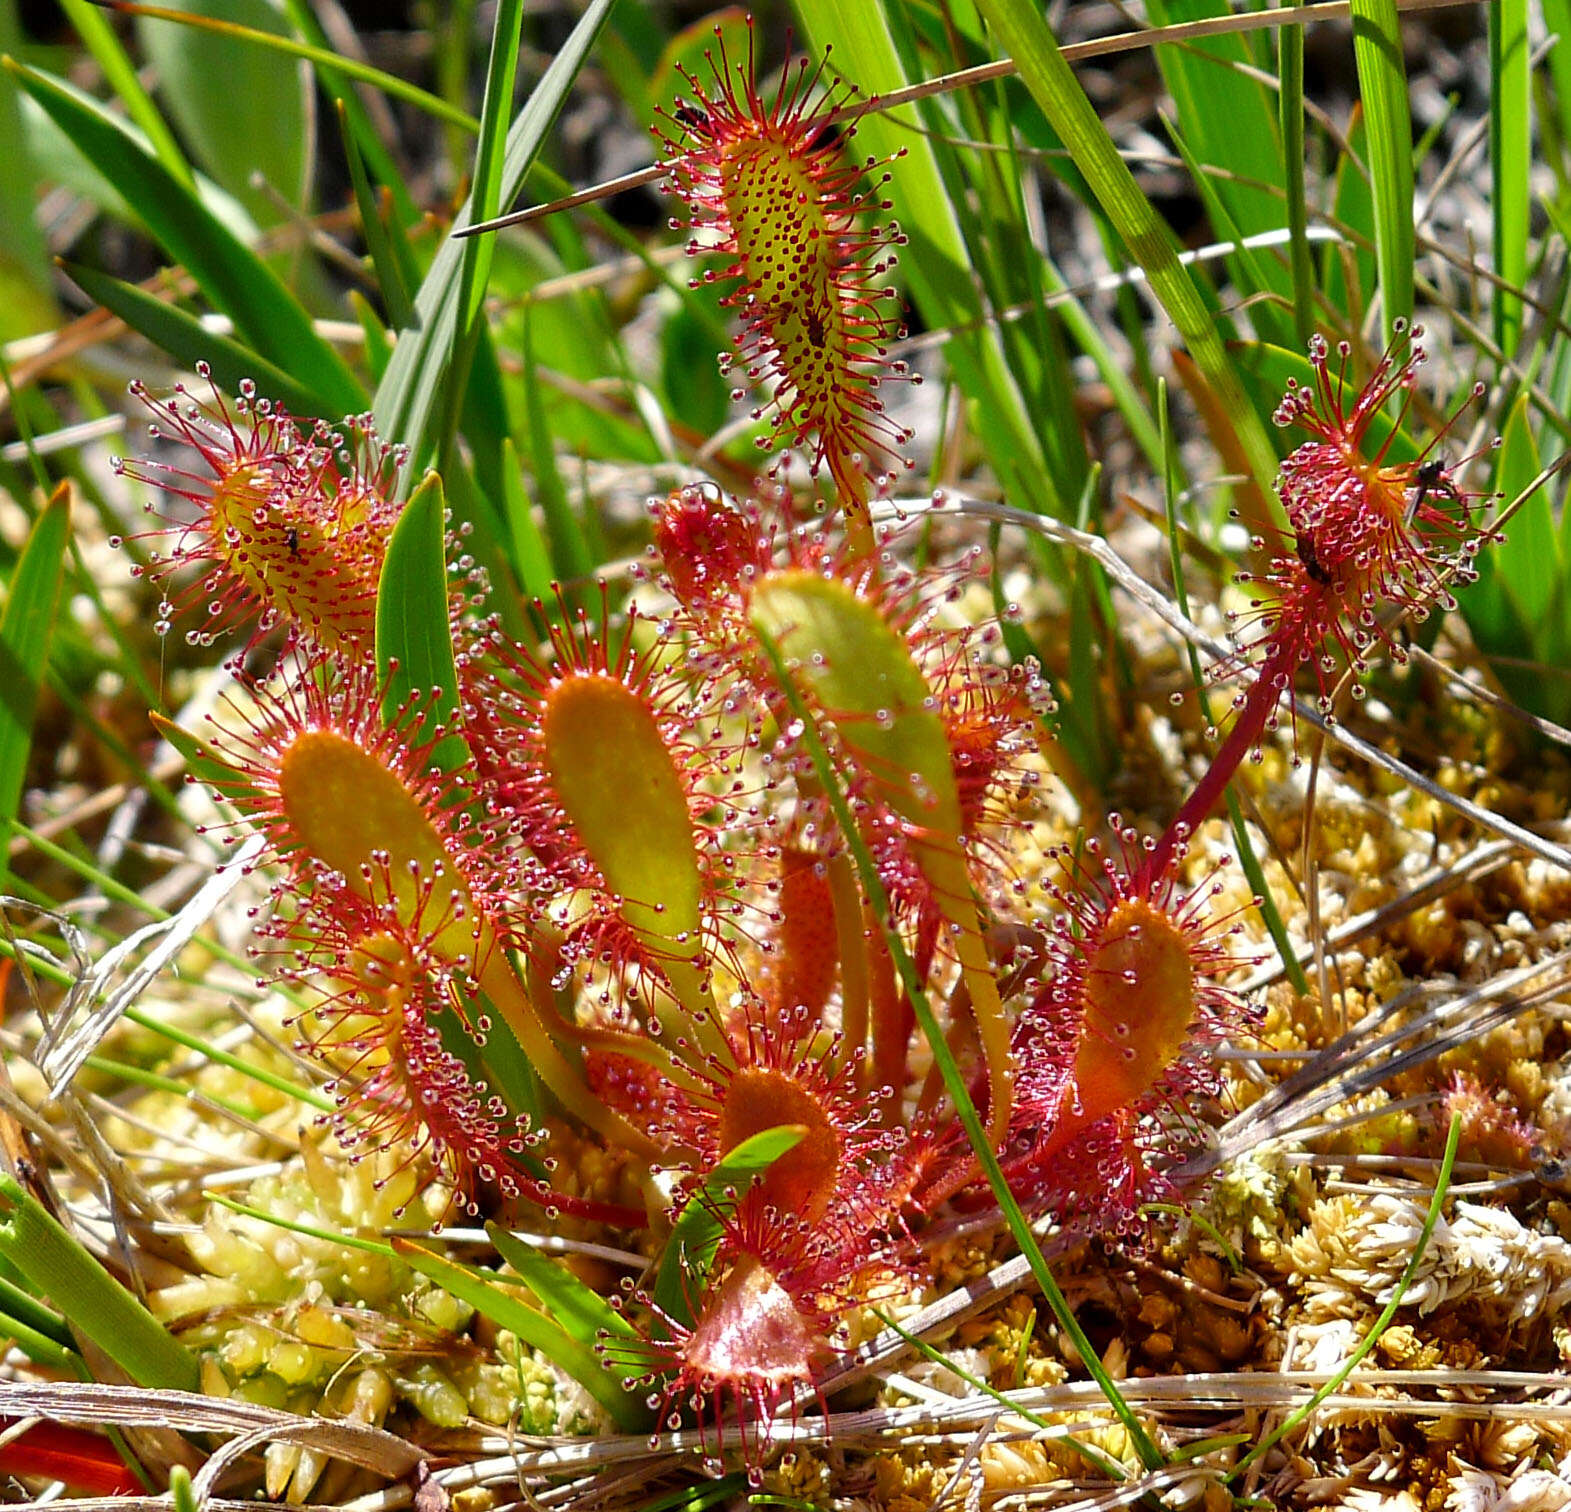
652 483 768 621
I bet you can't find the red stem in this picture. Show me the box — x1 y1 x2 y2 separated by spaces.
1140 645 1296 888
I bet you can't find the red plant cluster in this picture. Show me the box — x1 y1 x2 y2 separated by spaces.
116 38 1493 1486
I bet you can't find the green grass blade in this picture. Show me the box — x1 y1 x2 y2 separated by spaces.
6 58 364 417
60 260 333 420
392 1237 649 1431
1144 0 1291 316
56 0 193 189
336 102 413 330
104 0 477 134
972 0 1279 502
458 0 522 343
1234 1114 1462 1475
1490 0 1530 355
373 0 617 467
650 1125 806 1329
0 1172 198 1391
0 483 70 888
1349 0 1415 336
486 1221 641 1348
499 437 555 604
278 0 418 225
1279 21 1317 344
375 473 466 772
434 0 524 466
1543 0 1571 191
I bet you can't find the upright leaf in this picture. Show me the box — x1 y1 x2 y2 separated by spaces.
1350 0 1415 336
0 484 70 887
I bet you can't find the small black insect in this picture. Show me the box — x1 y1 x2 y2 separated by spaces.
803 304 827 350
285 526 301 558
673 103 709 131
1406 456 1460 524
1296 533 1332 585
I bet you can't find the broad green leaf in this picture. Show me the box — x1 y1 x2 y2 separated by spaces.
1350 0 1414 336
373 0 618 469
374 473 465 773
392 1238 648 1432
0 484 70 885
7 59 363 418
650 1124 806 1327
137 0 311 225
15 82 253 242
61 260 330 420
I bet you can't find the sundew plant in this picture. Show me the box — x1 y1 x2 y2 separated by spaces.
0 1 1570 1507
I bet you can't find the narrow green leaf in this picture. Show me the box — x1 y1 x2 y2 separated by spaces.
1350 0 1415 336
459 0 523 340
1490 0 1530 354
1235 1115 1462 1475
1544 0 1571 191
650 1124 807 1328
0 484 69 886
1145 0 1291 314
374 473 465 772
1279 22 1316 344
499 436 556 603
486 1222 641 1348
337 102 412 330
392 1238 649 1432
373 0 618 467
0 1172 198 1392
971 0 1280 502
6 58 363 417
60 260 332 420
56 0 193 189
279 0 418 224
